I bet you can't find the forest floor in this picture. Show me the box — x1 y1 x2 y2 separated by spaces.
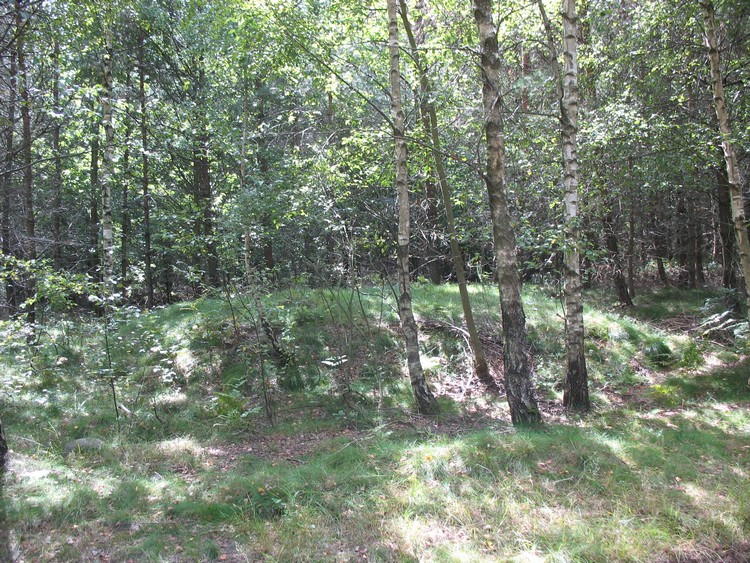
1 283 749 562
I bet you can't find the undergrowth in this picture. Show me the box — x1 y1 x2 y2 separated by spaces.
0 284 748 561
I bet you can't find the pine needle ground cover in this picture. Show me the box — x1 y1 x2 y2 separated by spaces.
1 285 748 562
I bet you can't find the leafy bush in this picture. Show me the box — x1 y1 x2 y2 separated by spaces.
279 366 304 391
678 342 704 368
643 339 673 368
213 391 245 417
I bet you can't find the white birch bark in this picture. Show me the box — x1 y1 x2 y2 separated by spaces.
101 25 115 302
538 0 590 410
701 1 750 321
388 0 438 415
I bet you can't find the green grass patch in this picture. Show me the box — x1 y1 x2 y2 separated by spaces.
657 358 750 403
1 284 749 561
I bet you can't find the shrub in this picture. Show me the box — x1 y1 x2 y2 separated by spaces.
643 339 673 368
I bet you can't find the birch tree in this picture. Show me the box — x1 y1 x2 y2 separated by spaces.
472 0 541 425
17 0 36 326
538 0 589 411
100 19 115 302
389 0 439 415
700 0 750 321
137 31 154 309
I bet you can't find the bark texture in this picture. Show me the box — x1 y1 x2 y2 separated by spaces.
389 0 438 415
139 36 154 308
472 0 541 425
192 63 219 288
52 40 63 270
539 0 590 411
701 1 750 320
605 214 633 307
18 0 36 327
2 47 18 314
559 0 589 411
101 27 115 300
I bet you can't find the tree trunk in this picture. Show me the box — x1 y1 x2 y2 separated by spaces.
100 27 115 302
0 419 6 467
400 0 497 393
0 418 9 562
676 196 689 287
193 137 216 286
388 0 438 415
1 48 18 315
52 40 63 271
716 166 737 288
473 0 541 425
161 253 174 303
538 0 590 411
262 214 275 272
17 1 35 327
685 195 698 289
138 36 154 309
701 1 750 320
651 199 671 287
425 181 443 284
686 196 697 288
120 74 132 298
604 214 633 307
192 63 219 289
240 67 249 190
695 213 706 286
413 1 442 285
656 256 669 286
0 419 6 460
254 79 276 276
89 129 101 283
627 190 636 298
521 45 530 112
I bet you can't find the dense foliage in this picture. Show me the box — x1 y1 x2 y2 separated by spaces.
1 1 750 557
0 0 748 307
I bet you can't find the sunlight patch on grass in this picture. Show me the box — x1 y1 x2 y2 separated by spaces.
681 481 742 533
119 436 206 478
390 516 474 559
152 389 188 405
9 456 72 510
173 348 197 378
156 437 203 456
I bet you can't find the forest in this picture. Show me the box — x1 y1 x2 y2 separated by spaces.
0 0 749 560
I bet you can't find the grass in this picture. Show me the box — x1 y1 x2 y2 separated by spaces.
0 284 749 561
